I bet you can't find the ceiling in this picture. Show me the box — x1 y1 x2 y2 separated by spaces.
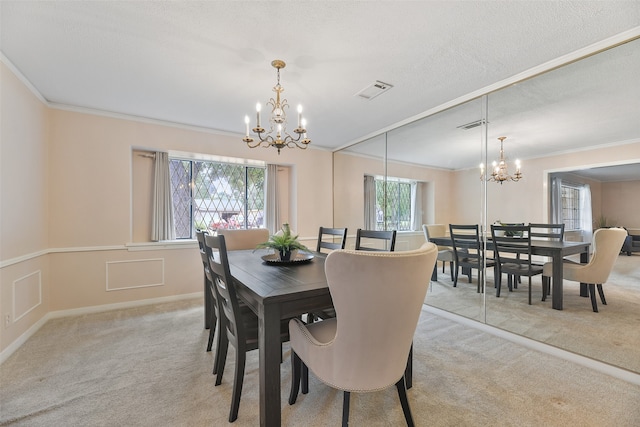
1 1 640 177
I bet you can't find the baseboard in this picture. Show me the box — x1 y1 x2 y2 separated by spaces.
0 292 201 365
423 304 640 386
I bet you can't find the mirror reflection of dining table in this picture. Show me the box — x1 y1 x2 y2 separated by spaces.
429 237 591 310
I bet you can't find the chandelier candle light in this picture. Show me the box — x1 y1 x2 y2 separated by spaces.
243 60 311 154
481 136 522 184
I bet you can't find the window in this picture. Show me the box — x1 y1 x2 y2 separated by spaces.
561 184 581 231
374 177 413 231
169 159 265 239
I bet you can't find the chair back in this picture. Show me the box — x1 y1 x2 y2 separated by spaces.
449 224 483 262
323 243 437 391
316 227 348 252
217 228 269 251
355 229 396 251
569 228 627 284
204 234 248 348
196 230 213 282
529 223 565 241
491 225 534 273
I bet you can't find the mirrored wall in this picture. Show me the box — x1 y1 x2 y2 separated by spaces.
333 36 640 373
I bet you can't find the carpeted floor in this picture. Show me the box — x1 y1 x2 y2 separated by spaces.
425 253 640 373
1 298 639 426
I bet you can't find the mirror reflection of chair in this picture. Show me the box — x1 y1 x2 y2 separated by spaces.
216 228 269 250
528 223 565 296
204 234 290 422
491 224 544 305
316 226 348 253
449 224 496 292
422 224 454 280
529 223 565 241
288 243 437 426
542 228 627 312
355 229 396 251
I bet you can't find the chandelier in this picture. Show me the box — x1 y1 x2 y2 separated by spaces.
242 60 310 154
481 137 522 184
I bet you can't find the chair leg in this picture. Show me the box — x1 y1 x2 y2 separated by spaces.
588 284 598 312
396 377 415 427
289 351 301 405
228 348 246 422
342 391 351 427
405 344 413 389
597 284 607 305
207 311 217 352
528 276 532 305
301 361 309 394
496 270 502 297
214 334 229 385
541 276 548 301
449 261 454 281
453 263 458 287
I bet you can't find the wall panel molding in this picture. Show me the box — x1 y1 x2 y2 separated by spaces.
12 270 42 323
106 258 164 291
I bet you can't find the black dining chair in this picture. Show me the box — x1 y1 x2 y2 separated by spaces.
196 230 219 357
491 224 544 304
204 234 291 423
355 229 396 251
316 226 348 253
449 224 496 292
528 223 565 295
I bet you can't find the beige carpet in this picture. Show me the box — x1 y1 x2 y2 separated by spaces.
1 298 639 426
426 253 640 374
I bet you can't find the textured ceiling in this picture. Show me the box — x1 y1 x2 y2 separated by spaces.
1 1 640 177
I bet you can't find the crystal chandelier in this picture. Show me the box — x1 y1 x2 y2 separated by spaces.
481 137 522 184
242 60 310 154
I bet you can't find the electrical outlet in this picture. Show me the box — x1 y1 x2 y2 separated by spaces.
4 314 10 328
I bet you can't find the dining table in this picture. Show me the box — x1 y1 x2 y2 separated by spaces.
429 237 591 310
225 249 333 427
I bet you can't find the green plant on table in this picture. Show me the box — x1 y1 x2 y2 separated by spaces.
255 223 309 261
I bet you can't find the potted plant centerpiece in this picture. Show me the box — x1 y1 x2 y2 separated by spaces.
256 223 309 261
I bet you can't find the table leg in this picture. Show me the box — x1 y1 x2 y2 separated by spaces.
579 249 590 297
259 303 283 427
551 251 564 310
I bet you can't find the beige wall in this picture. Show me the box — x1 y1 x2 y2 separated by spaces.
1 62 51 351
601 180 640 228
1 63 333 356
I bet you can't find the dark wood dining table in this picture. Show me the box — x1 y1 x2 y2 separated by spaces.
225 249 333 427
429 237 591 310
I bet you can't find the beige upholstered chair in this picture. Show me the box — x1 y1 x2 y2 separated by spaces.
288 243 437 426
542 227 627 312
423 224 454 280
216 228 269 250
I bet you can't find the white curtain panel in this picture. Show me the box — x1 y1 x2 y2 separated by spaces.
550 175 562 224
580 184 593 243
410 181 423 231
151 152 176 241
363 175 376 230
265 164 280 234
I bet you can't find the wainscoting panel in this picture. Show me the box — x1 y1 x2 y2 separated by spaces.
106 258 164 291
13 270 42 322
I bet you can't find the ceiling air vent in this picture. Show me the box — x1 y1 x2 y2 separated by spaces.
355 80 393 100
456 119 487 130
